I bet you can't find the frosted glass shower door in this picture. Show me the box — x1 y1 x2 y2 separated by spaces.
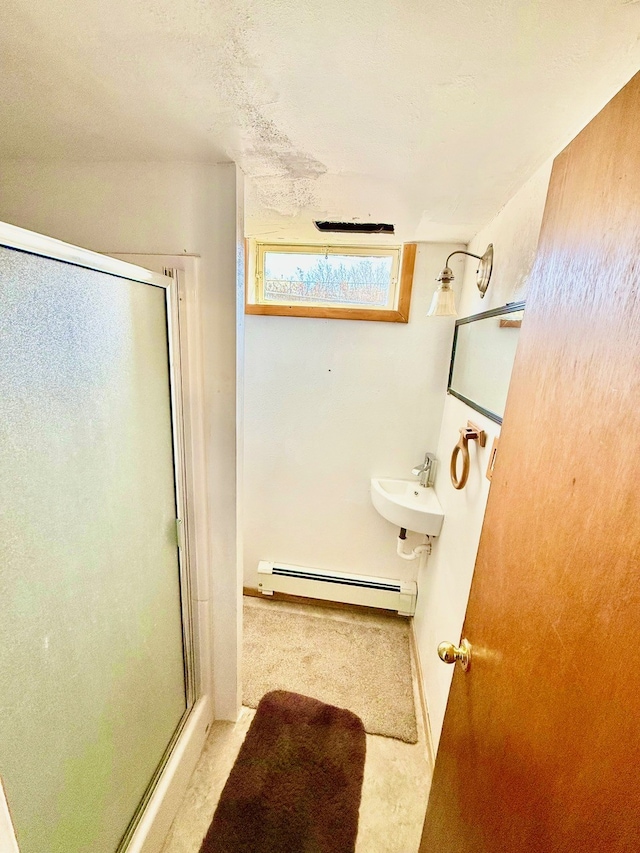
0 237 191 853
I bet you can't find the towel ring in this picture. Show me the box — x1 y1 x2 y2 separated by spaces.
450 422 486 490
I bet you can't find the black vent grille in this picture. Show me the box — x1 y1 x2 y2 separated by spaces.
272 566 401 593
313 221 395 235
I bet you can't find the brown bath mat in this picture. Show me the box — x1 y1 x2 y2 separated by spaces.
199 690 366 853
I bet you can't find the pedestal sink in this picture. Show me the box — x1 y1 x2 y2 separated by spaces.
371 478 444 535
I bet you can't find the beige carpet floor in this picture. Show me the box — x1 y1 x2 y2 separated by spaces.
242 598 418 744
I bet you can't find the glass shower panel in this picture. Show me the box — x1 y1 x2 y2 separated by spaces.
0 247 188 853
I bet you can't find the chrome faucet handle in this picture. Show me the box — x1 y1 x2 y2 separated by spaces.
412 452 431 471
412 452 437 486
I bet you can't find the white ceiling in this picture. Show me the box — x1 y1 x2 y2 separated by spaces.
1 0 639 241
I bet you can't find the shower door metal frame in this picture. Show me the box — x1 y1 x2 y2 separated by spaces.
0 221 199 852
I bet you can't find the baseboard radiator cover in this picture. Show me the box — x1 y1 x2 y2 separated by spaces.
257 561 417 616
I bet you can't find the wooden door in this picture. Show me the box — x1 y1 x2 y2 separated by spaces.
420 72 640 853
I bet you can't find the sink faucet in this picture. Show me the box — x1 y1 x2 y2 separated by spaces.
412 452 437 488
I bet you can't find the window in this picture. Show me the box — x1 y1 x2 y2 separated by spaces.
245 242 417 322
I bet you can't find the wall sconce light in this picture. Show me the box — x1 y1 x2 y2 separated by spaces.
427 244 494 317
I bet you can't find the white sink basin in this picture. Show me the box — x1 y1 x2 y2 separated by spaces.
371 478 444 535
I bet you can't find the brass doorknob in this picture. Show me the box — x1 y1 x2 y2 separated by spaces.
437 638 472 671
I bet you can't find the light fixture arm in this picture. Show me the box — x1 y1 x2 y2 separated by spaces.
445 249 484 266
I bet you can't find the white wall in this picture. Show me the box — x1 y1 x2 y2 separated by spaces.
0 160 243 722
413 160 553 748
243 242 466 587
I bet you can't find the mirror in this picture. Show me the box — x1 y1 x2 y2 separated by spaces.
448 302 525 424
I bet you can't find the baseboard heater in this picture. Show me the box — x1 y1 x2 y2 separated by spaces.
257 561 417 616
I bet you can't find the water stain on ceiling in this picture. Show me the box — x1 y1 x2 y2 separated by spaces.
1 0 639 240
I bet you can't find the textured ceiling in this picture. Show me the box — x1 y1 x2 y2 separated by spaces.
1 0 639 240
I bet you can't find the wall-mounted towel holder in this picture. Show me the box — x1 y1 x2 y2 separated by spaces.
450 421 486 489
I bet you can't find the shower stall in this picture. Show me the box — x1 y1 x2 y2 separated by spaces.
0 223 204 853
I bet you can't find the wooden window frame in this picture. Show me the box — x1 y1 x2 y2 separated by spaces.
245 242 417 323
